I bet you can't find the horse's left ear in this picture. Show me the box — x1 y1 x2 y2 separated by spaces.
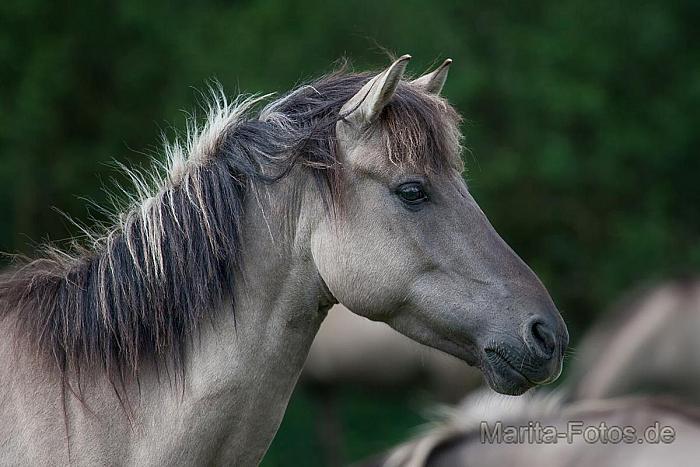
340 54 411 129
411 58 452 95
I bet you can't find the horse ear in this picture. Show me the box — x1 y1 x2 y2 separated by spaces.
411 58 452 95
340 54 411 129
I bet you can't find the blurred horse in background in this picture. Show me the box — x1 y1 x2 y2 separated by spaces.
567 278 700 402
303 305 482 400
302 305 482 464
360 389 700 467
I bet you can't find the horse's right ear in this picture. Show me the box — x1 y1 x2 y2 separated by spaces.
411 58 452 95
340 54 411 130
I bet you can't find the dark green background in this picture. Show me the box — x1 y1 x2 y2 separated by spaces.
1 1 698 464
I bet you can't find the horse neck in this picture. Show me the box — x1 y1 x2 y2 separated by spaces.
0 169 332 465
166 174 331 463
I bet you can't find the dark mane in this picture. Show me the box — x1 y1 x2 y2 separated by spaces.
0 66 463 383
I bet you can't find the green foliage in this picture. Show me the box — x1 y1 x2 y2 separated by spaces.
261 387 426 466
1 0 698 462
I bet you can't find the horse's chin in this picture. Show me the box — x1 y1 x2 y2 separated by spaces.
481 352 537 396
483 371 534 396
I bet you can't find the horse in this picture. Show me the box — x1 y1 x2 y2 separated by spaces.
566 278 700 403
302 304 483 465
0 55 568 465
361 389 700 467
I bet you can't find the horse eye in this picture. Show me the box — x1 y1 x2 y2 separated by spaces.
396 182 428 205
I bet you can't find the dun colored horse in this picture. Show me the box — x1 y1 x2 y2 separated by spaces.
0 55 567 464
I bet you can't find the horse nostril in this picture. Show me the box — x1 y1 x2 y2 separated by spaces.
527 319 556 359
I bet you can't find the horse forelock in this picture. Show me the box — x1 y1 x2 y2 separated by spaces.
0 64 464 385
